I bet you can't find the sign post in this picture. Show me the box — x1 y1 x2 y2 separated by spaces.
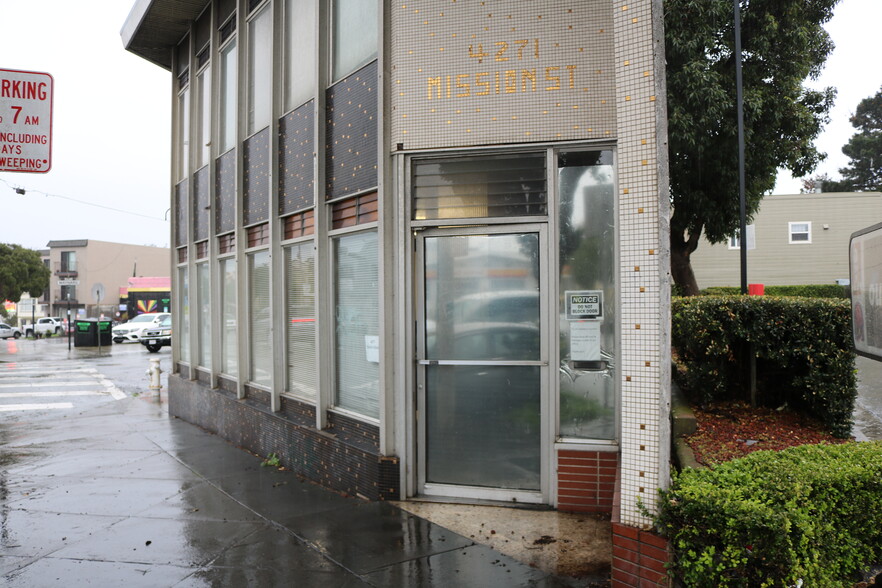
0 68 53 173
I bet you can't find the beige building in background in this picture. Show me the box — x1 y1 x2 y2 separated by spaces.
690 192 882 289
44 239 170 318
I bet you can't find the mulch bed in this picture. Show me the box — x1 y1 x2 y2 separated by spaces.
684 401 852 465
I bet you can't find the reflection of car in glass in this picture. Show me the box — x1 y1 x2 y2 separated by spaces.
451 290 539 325
139 315 172 353
112 312 171 343
0 323 22 339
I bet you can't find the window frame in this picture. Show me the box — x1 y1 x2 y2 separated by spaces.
789 221 812 244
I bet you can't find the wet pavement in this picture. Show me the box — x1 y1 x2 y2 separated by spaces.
854 355 882 441
0 337 608 587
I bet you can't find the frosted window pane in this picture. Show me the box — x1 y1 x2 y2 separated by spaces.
332 0 377 81
285 0 316 111
178 266 190 363
249 250 272 386
220 258 238 377
219 39 237 153
286 242 317 399
247 6 272 134
197 263 211 368
334 232 379 418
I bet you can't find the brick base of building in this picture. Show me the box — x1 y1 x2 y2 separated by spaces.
610 523 669 587
556 449 618 513
168 373 400 501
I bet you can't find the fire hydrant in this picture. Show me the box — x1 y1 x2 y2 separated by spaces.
146 357 162 392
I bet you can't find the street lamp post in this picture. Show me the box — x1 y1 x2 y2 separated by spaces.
67 293 71 351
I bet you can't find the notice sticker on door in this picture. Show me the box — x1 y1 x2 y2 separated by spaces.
566 290 603 320
570 321 601 361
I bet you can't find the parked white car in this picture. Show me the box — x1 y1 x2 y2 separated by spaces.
112 312 171 343
0 323 22 339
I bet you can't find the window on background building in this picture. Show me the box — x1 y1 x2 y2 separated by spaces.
195 64 211 169
331 0 378 82
557 150 617 440
197 262 211 369
284 0 316 112
220 258 238 377
248 250 272 386
333 231 379 418
789 221 811 244
60 285 76 302
178 266 190 363
60 251 76 272
219 38 238 153
285 242 316 399
247 5 272 135
728 224 755 250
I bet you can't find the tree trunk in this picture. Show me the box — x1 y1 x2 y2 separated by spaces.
670 228 702 296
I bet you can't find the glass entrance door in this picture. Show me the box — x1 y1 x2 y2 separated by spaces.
416 225 547 502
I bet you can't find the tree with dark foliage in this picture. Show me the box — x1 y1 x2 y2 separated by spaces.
0 244 50 303
666 0 839 294
824 86 882 193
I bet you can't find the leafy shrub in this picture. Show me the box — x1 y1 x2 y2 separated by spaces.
701 284 849 298
654 442 882 587
672 295 856 437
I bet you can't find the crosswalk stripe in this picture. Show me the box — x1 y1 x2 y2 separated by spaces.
0 403 74 412
0 382 101 389
0 391 105 398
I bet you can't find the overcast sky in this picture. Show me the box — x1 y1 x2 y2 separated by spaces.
0 0 879 252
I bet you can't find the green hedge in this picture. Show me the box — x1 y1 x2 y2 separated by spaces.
654 442 882 587
672 295 856 437
701 284 849 298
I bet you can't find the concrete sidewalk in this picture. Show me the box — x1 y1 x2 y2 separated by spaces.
0 381 605 587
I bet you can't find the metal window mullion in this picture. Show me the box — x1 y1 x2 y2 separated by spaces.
234 0 248 399
186 30 199 382
314 0 331 430
268 0 283 412
208 0 221 389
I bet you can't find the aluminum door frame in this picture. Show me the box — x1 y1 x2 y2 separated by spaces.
414 223 551 504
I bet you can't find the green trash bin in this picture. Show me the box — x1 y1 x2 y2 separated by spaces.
74 319 98 347
74 319 113 347
97 320 113 345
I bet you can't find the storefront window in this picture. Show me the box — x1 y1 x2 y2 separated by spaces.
248 250 272 386
247 5 272 135
284 0 316 111
219 39 237 153
176 85 190 181
286 242 316 399
220 258 238 377
195 65 211 169
334 231 379 418
197 262 211 369
178 266 190 363
557 150 616 439
331 0 378 82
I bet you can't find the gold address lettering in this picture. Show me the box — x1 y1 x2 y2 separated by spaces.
427 76 442 100
425 65 577 100
546 66 560 90
521 69 536 92
475 72 490 96
456 74 470 97
471 39 539 62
